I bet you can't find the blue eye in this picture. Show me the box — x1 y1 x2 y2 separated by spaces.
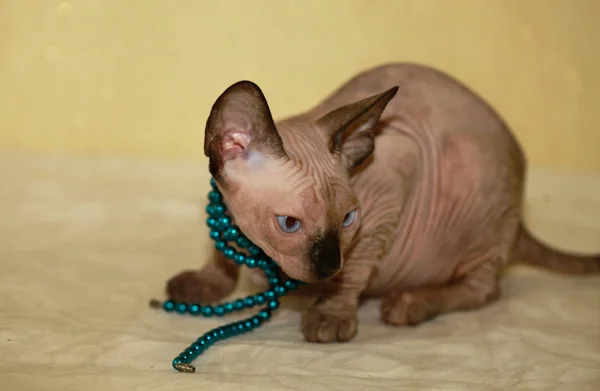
342 210 357 227
276 215 302 233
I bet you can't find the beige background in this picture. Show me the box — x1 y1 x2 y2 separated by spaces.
1 2 600 389
1 0 599 172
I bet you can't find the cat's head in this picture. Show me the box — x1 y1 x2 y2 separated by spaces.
204 80 397 282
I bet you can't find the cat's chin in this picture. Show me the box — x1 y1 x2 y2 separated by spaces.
273 262 316 284
280 267 339 285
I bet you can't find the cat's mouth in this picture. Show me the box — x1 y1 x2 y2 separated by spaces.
246 234 342 284
277 261 341 284
273 259 315 283
264 254 334 284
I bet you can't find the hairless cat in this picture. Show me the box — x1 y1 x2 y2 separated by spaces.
165 63 600 343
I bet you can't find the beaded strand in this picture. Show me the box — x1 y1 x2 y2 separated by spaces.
150 178 303 373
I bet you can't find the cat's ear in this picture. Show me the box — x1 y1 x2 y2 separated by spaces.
316 86 398 171
204 80 286 179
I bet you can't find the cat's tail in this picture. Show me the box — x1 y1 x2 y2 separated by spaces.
513 223 600 274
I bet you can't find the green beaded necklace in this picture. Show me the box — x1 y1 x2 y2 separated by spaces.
150 178 303 373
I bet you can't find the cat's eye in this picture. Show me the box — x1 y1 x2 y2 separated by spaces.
276 215 302 233
342 210 357 227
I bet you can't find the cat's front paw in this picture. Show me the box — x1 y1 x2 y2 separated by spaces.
301 304 358 343
165 267 237 304
380 289 437 326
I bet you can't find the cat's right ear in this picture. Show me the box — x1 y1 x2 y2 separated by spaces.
316 86 398 171
204 81 287 180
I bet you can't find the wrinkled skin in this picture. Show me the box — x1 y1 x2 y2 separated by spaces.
165 63 600 343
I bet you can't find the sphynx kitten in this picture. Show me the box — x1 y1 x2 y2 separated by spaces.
166 63 600 343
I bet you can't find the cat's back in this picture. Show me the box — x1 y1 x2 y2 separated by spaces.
315 62 522 170
308 62 500 124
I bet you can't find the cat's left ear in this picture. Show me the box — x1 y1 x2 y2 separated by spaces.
316 86 398 171
204 80 287 181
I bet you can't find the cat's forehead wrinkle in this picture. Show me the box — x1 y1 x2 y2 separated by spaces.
278 122 327 159
325 177 356 213
269 120 356 218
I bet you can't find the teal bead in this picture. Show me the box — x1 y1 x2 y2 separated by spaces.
205 204 216 216
246 257 257 268
218 216 231 228
236 322 246 333
264 269 278 278
189 304 201 315
213 305 225 316
185 347 196 357
208 190 222 203
209 229 221 240
206 217 218 229
261 259 275 268
210 178 217 189
195 338 207 349
233 253 246 265
236 236 250 248
264 290 275 299
233 299 244 310
228 323 239 335
223 227 239 241
254 293 265 305
191 342 204 352
210 330 220 340
269 277 280 286
172 359 183 369
200 306 213 317
211 204 225 217
205 334 213 345
284 280 299 290
224 302 234 313
176 303 188 314
248 245 261 256
244 320 253 330
243 296 255 308
223 247 236 259
257 259 268 269
274 285 287 297
258 309 271 321
251 316 262 327
162 300 175 312
180 352 191 361
268 300 280 310
215 241 226 251
217 327 227 339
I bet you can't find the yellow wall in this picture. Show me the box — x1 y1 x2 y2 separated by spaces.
1 0 598 172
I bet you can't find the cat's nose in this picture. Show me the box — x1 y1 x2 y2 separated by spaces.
310 230 341 280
